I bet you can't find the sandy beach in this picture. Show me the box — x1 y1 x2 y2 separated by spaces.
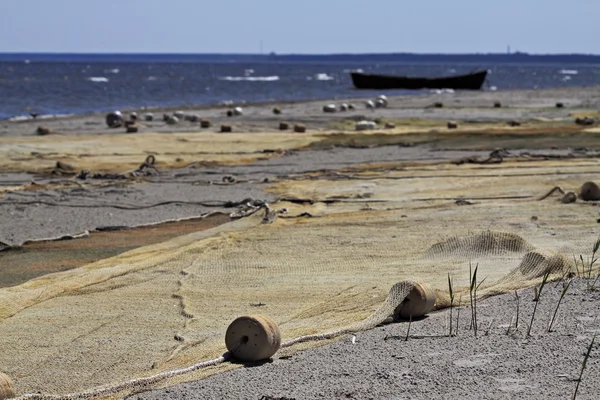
1 86 600 399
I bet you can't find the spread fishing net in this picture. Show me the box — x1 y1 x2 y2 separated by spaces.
1 159 599 399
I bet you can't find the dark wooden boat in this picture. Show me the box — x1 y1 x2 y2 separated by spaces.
350 70 488 90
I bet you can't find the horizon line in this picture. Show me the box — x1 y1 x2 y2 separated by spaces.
1 51 600 57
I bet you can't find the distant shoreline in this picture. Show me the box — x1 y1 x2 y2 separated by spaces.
1 52 600 63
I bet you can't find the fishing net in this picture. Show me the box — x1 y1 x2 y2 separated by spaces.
1 159 599 399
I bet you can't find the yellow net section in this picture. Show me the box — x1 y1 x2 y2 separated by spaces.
1 159 599 399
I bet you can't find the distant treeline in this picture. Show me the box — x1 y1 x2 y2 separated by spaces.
1 52 600 63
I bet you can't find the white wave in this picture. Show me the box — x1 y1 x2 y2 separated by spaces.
430 88 455 94
562 75 572 81
8 113 74 122
219 76 279 81
559 69 578 75
147 76 158 81
314 73 334 81
104 68 120 74
343 68 363 73
244 69 255 76
88 77 109 82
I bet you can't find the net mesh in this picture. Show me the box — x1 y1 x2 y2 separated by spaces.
1 160 600 399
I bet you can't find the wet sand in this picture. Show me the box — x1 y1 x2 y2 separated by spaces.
1 86 600 399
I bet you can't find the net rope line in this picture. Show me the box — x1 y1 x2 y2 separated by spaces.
11 280 419 400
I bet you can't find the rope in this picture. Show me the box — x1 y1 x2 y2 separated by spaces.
14 356 227 400
0 198 263 210
452 148 507 165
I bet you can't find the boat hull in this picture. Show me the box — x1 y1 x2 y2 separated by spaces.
350 70 488 90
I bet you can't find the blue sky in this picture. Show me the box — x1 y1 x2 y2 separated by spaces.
0 0 598 54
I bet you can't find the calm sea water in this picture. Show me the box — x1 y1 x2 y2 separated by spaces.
1 56 599 120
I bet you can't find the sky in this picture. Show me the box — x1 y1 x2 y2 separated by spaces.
0 0 599 54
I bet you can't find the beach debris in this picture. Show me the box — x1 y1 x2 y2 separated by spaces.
184 114 200 122
322 104 337 113
455 199 474 206
580 181 600 201
538 186 571 202
384 122 396 129
222 175 236 183
433 102 444 108
36 125 51 135
225 315 281 361
273 107 281 114
0 372 16 400
365 100 375 109
173 110 185 119
132 155 159 177
293 124 306 133
126 124 139 133
200 119 211 128
143 112 154 121
165 115 179 125
539 181 600 203
279 122 289 130
129 112 138 121
507 120 521 127
447 121 458 129
51 161 76 176
494 101 502 108
556 102 564 108
355 120 377 131
376 95 388 108
393 282 436 320
105 111 124 128
226 110 234 117
220 124 232 132
575 117 595 126
339 103 349 112
453 148 507 165
561 192 578 203
233 107 244 116
162 113 170 122
348 103 355 110
74 155 158 180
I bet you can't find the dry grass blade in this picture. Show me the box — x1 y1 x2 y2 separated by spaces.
448 273 455 337
469 262 479 337
514 290 520 331
527 270 550 336
572 334 597 400
547 279 572 332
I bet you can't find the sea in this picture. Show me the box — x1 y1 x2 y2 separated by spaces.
1 53 600 120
